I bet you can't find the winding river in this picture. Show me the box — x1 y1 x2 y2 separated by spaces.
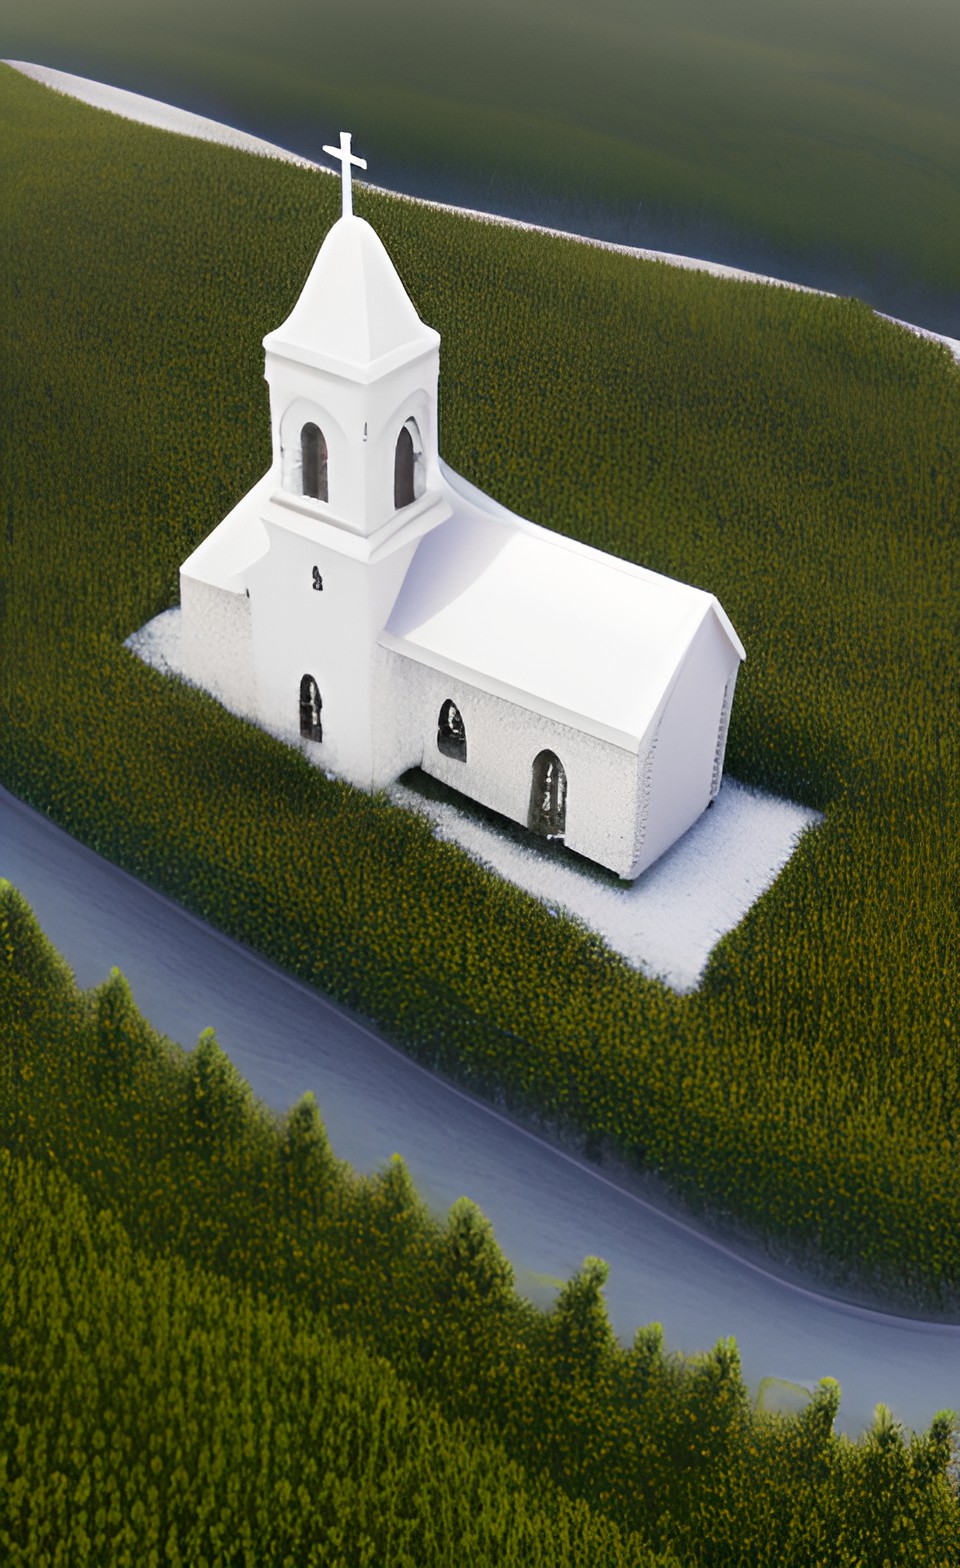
3 784 958 1442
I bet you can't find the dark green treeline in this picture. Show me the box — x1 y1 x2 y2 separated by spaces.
1 66 958 1311
2 881 957 1565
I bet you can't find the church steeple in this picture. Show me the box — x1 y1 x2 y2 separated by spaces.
264 213 439 378
261 135 443 540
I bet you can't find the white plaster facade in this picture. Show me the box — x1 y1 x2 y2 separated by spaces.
179 163 745 879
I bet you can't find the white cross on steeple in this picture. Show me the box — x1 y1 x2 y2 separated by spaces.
322 131 367 219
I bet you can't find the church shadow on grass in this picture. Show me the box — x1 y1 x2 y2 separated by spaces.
393 766 636 892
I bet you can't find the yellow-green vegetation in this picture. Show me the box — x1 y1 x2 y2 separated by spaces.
2 1154 676 1568
1 65 958 1314
2 880 958 1566
756 1377 816 1418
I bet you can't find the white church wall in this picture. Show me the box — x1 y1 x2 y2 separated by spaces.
245 514 422 786
369 643 429 788
635 610 741 875
380 650 640 877
179 576 257 721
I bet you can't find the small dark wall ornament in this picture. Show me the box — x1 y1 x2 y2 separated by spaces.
312 566 323 592
437 699 466 761
299 674 323 742
529 750 567 839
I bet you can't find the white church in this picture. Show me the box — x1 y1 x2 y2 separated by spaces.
179 134 745 881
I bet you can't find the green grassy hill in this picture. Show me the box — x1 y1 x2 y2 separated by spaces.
6 0 960 328
1 62 958 1319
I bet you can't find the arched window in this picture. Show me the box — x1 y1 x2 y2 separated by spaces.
394 425 415 508
394 418 424 509
301 423 328 502
299 675 322 742
529 750 567 839
437 699 466 762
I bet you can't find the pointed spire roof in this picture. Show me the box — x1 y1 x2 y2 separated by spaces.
263 214 439 379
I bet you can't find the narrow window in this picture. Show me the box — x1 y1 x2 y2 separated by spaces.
299 674 322 742
529 750 567 839
394 424 415 509
437 699 466 762
710 678 734 801
394 418 425 510
301 423 328 502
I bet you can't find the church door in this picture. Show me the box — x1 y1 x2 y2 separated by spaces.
529 750 566 839
299 675 323 741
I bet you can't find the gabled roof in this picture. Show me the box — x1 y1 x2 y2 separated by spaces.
380 466 744 751
262 214 438 377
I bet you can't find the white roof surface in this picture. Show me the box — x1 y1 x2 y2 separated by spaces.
263 215 438 375
382 471 744 749
179 475 270 590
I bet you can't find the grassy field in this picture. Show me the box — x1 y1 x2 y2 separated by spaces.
1 62 958 1320
3 879 957 1566
5 0 960 325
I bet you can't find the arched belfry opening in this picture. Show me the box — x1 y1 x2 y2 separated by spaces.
394 418 424 510
301 423 328 502
437 699 466 762
529 750 567 840
299 675 323 742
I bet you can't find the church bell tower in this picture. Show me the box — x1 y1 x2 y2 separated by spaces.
242 133 451 786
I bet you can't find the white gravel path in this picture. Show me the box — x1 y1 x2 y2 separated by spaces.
5 60 318 167
389 774 819 992
126 609 821 992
